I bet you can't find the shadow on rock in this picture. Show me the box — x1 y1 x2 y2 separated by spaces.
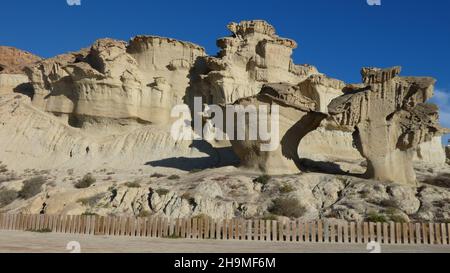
146 140 240 172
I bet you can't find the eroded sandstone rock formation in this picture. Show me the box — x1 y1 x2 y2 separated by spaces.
328 67 447 185
0 20 447 185
25 37 205 128
197 20 319 104
0 46 41 74
228 83 327 174
0 46 40 95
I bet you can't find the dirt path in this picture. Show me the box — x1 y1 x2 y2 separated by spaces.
0 231 449 253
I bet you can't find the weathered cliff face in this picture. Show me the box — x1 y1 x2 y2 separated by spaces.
126 36 206 125
197 20 319 104
0 46 41 75
414 136 446 165
25 37 205 129
0 47 40 95
328 67 446 185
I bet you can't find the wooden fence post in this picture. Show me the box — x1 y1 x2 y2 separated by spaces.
429 223 435 245
317 221 323 243
435 223 442 245
441 223 448 245
402 223 409 244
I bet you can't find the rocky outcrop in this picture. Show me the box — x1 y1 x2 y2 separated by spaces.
0 47 40 95
197 20 319 104
25 37 205 128
414 137 446 165
4 168 449 222
126 36 206 125
228 83 327 174
328 67 447 185
0 93 229 171
0 46 41 75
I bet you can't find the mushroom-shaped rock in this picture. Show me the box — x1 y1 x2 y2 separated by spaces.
228 83 327 175
328 66 447 185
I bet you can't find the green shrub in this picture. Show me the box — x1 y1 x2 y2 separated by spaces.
253 175 271 185
279 183 295 194
164 234 182 239
138 210 152 218
366 212 388 223
189 169 202 174
389 214 408 223
124 181 141 188
150 173 166 178
26 228 52 233
167 175 180 180
268 197 306 218
77 193 104 207
74 174 96 189
0 164 8 173
0 189 18 207
379 199 398 208
261 214 278 221
82 211 98 216
155 188 170 196
18 176 46 199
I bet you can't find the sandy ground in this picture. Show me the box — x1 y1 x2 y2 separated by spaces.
0 231 449 253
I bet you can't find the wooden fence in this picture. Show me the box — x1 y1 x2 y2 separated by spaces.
0 213 449 245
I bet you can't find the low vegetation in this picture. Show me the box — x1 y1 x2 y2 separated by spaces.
18 176 46 199
155 188 170 196
279 183 295 194
138 210 152 218
366 211 388 223
0 189 18 207
26 228 52 233
422 173 450 188
366 209 408 223
150 173 165 178
268 197 306 218
74 174 96 189
167 175 180 180
124 181 141 188
261 214 278 221
82 211 98 216
77 193 104 207
0 163 8 173
253 175 271 185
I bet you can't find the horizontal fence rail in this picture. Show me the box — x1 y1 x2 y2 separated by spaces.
0 213 449 245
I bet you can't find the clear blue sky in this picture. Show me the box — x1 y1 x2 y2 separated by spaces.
1 0 449 144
